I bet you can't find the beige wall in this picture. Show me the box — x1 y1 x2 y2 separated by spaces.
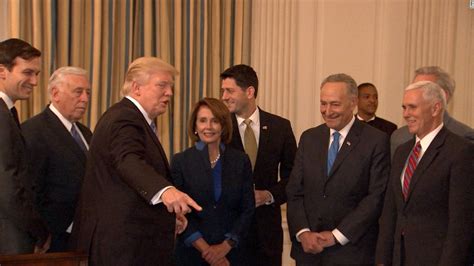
0 0 9 40
251 0 474 140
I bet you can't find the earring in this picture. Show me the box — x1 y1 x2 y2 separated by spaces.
194 131 198 135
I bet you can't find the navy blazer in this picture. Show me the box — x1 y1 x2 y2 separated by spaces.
22 106 92 250
171 143 255 265
287 119 390 265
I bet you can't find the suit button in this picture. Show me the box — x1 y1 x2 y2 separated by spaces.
213 205 217 209
323 194 327 198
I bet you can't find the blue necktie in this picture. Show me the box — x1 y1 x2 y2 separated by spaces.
71 124 87 152
327 132 341 175
150 121 157 134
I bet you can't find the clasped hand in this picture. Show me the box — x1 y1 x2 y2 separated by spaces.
299 231 336 254
201 241 231 266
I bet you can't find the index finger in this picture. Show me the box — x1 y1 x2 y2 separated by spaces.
186 196 202 211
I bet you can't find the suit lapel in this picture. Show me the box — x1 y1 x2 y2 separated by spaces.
327 120 362 178
405 128 447 203
122 98 171 173
255 109 270 169
231 115 244 151
44 107 87 164
391 141 414 204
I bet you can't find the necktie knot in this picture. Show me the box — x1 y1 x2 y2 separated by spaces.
150 121 157 134
243 119 252 126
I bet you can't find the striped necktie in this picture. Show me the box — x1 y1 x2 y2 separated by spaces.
402 141 421 200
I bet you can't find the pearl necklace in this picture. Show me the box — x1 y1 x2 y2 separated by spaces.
210 153 221 165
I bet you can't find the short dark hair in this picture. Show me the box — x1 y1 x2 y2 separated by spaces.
357 82 376 92
220 64 259 97
0 38 41 71
188 98 233 144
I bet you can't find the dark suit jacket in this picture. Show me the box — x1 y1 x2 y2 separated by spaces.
70 98 175 266
362 116 397 136
0 99 49 254
391 112 474 157
286 119 390 265
376 127 474 266
21 106 92 251
229 108 297 262
171 143 255 265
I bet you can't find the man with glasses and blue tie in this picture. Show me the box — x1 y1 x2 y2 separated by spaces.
287 73 390 265
22 66 92 252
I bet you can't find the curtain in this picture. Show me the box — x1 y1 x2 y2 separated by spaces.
7 0 251 155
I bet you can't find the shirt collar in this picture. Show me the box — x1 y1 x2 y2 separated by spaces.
330 115 356 138
356 114 375 122
195 141 226 152
125 96 153 125
49 104 74 131
0 91 15 109
416 123 444 155
236 107 260 126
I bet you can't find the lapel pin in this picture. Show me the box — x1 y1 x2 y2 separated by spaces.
262 126 268 130
347 141 351 146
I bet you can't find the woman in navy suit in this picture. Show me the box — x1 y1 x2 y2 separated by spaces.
172 98 255 266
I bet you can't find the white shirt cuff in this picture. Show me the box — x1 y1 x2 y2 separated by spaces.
295 228 311 242
150 186 174 205
264 191 274 205
332 228 349 245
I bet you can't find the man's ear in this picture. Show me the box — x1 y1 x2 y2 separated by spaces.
130 81 141 96
432 101 442 117
0 64 8 79
247 86 255 99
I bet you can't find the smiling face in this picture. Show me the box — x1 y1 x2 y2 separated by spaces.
133 71 174 119
195 105 222 146
51 74 91 122
320 82 357 131
221 77 255 118
0 57 41 102
402 88 441 139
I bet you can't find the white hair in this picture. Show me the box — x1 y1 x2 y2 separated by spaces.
48 66 88 99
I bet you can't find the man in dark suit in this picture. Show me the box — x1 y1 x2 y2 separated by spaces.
376 81 474 266
71 57 201 266
356 82 397 136
391 66 474 157
22 67 92 252
286 73 390 265
0 38 50 254
221 64 297 266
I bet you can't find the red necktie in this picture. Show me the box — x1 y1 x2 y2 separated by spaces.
402 141 421 200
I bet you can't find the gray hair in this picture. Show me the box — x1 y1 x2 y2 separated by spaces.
405 80 447 110
48 66 88 99
320 73 358 98
414 66 455 101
